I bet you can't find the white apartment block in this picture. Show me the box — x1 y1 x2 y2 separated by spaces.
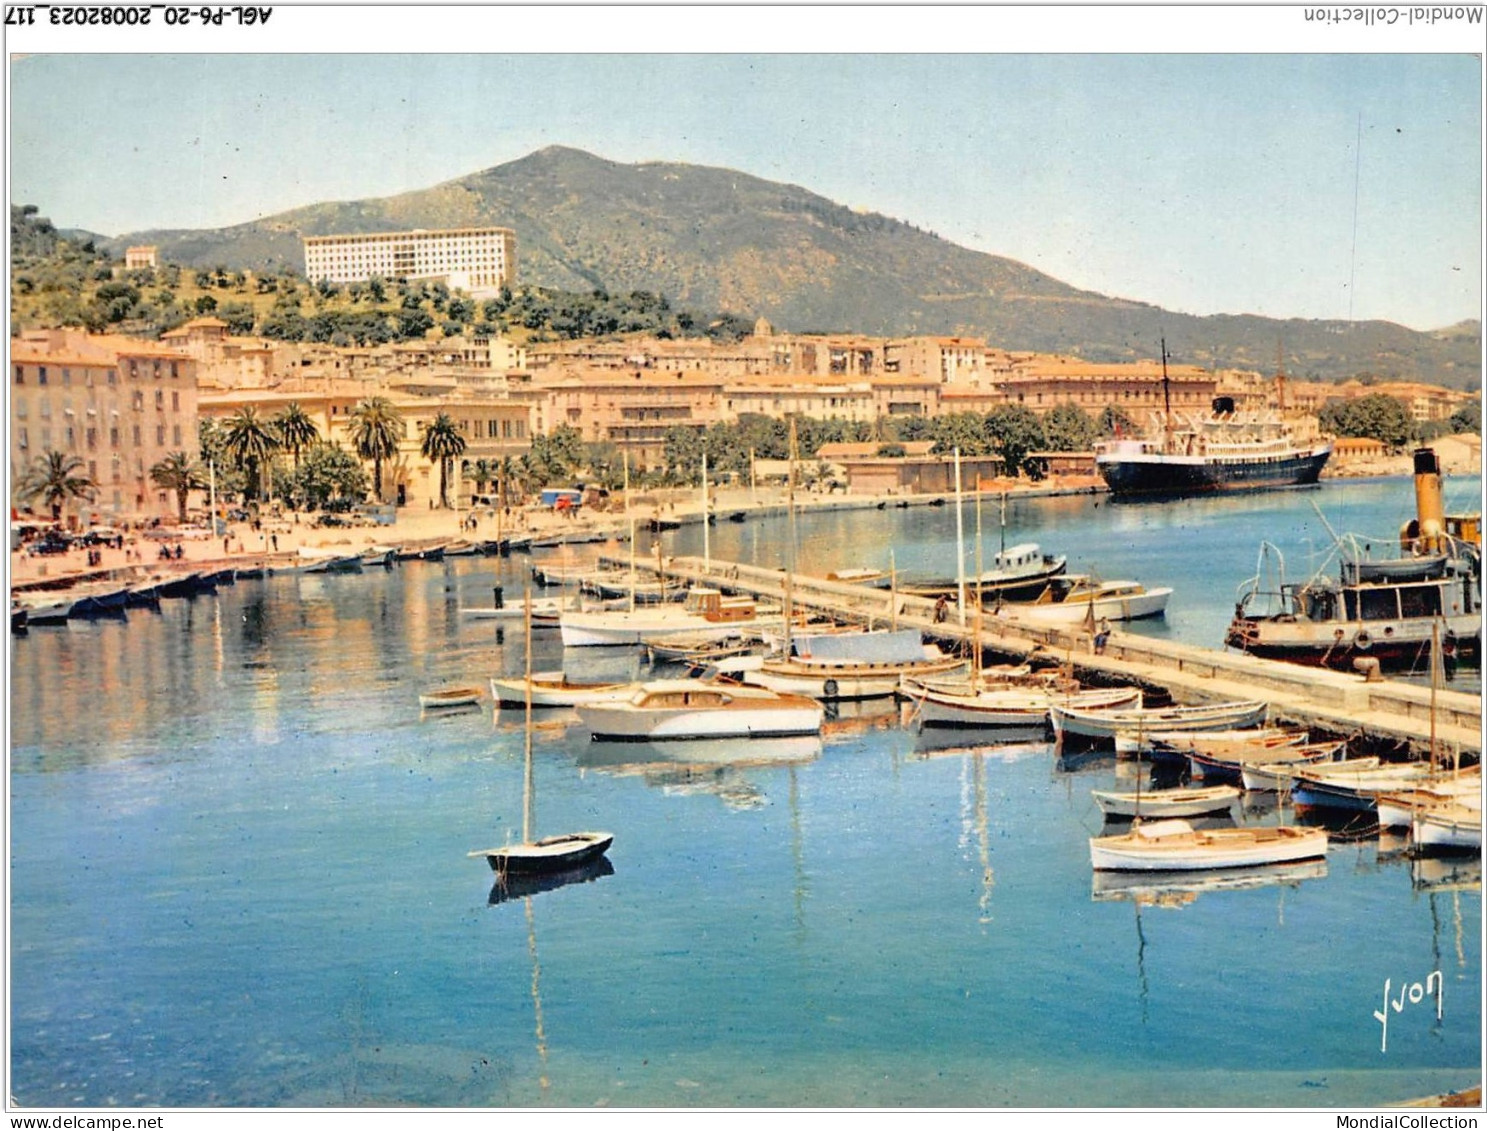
303 227 517 298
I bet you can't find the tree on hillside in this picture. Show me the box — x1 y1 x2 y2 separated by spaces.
347 397 404 503
19 450 96 521
419 413 467 509
149 452 207 523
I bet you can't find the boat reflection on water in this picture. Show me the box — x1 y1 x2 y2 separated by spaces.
1412 853 1482 894
1091 858 1329 906
913 726 1052 761
487 855 615 906
576 734 823 810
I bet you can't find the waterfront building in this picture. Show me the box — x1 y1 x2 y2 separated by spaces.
10 328 199 524
302 227 517 298
198 382 531 510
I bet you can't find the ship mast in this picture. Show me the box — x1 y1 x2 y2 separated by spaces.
1160 336 1172 448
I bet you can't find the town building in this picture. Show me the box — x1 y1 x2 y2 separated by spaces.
124 246 158 270
10 329 198 523
302 227 517 298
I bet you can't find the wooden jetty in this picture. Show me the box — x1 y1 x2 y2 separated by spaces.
634 554 1483 758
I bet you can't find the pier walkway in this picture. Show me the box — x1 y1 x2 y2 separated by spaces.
631 553 1483 757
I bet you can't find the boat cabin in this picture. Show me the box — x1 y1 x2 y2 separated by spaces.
683 588 756 623
993 543 1045 571
634 688 732 709
1288 575 1477 624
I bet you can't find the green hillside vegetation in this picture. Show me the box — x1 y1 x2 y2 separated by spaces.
90 147 1480 389
11 204 753 347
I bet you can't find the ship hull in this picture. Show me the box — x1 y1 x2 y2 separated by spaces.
1098 446 1331 497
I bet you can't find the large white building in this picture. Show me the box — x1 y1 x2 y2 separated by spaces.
303 227 517 298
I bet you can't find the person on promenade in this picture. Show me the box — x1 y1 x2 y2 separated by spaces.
1094 618 1111 655
934 594 949 623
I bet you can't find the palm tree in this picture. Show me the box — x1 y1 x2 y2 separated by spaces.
149 452 207 523
470 458 497 501
347 396 404 503
20 450 96 522
419 413 467 509
273 402 319 471
498 453 531 508
221 406 281 501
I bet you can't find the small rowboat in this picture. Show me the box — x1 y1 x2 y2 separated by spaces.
468 831 615 874
419 686 483 709
1091 785 1241 820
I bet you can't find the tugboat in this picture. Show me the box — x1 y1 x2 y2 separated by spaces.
1224 447 1481 671
1095 341 1333 497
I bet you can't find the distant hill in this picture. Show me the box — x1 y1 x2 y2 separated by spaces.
103 146 1480 389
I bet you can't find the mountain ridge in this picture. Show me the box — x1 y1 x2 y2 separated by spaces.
99 145 1480 388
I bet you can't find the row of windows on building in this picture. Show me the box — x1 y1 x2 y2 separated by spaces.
16 423 183 453
17 389 183 417
13 360 182 385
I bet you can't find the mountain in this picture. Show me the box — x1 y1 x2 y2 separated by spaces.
104 146 1480 389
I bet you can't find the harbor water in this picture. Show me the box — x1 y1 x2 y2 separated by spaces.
9 475 1481 1108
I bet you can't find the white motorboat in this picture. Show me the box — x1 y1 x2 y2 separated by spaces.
894 541 1067 602
1051 699 1268 746
1089 819 1329 872
576 679 824 741
1002 576 1173 624
1091 785 1242 820
905 679 1141 729
1188 738 1348 784
1290 761 1439 813
560 587 780 647
490 671 640 708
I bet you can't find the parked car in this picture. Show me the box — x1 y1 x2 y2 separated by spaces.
78 526 124 547
27 534 73 556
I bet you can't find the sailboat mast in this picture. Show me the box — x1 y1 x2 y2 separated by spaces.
625 452 636 614
954 447 966 628
702 452 710 574
785 419 799 657
523 586 534 844
1160 337 1173 447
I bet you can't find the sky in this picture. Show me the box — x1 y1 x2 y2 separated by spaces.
6 10 1484 332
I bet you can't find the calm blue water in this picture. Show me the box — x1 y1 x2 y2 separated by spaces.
9 475 1481 1109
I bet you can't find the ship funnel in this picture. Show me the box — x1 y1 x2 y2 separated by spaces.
1401 447 1445 554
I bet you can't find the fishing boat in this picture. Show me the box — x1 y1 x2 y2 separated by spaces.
1225 448 1481 670
444 539 480 557
729 628 967 700
295 546 363 574
419 686 483 709
530 562 596 588
1002 576 1173 624
1136 727 1308 765
1187 738 1349 784
904 679 1141 729
559 587 780 648
576 679 824 741
67 584 131 617
1289 761 1437 813
15 595 74 625
582 570 686 604
11 603 28 632
360 545 398 567
155 572 204 599
645 632 759 666
1091 785 1241 820
469 595 614 876
1242 754 1379 793
490 671 639 708
1375 770 1482 829
1051 699 1268 746
891 542 1067 603
1094 343 1332 498
1089 819 1329 872
1412 804 1482 853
